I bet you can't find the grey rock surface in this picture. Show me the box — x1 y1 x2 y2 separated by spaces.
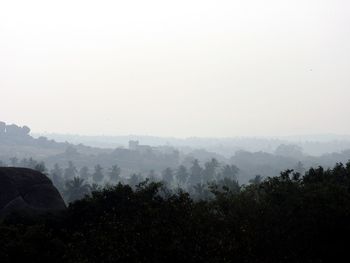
0 167 66 216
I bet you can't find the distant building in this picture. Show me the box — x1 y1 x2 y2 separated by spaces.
128 140 153 154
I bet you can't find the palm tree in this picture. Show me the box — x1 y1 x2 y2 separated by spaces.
50 163 64 192
215 177 240 194
249 175 263 185
192 183 212 200
89 183 101 194
92 164 104 183
128 173 143 188
64 161 78 180
34 161 47 174
65 177 90 203
202 159 219 183
79 166 90 180
109 165 121 183
162 167 174 186
176 165 188 186
188 159 203 186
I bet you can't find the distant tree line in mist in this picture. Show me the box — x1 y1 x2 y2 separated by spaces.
2 122 350 185
1 157 241 204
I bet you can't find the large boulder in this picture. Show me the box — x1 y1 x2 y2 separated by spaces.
0 168 66 217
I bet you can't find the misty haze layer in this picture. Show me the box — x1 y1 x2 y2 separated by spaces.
1 0 350 137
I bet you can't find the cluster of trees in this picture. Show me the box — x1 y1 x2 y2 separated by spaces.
5 157 47 173
158 159 241 200
51 162 123 203
1 157 242 203
1 162 350 262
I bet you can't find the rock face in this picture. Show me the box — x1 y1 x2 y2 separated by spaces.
0 167 66 217
0 122 31 137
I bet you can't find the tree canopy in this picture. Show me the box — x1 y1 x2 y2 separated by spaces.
1 162 350 262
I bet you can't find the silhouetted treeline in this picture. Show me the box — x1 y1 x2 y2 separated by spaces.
1 162 350 262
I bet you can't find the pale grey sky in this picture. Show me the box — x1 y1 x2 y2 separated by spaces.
1 0 350 137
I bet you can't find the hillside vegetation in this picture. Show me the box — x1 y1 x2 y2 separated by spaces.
1 162 350 262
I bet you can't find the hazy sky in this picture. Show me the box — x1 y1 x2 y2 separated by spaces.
1 0 350 137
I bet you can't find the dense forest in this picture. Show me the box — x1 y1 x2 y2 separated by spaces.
1 162 350 262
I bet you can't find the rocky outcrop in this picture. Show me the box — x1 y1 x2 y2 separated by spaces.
0 168 66 217
0 123 31 137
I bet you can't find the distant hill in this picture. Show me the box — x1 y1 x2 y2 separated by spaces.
0 122 180 174
35 131 350 156
0 121 111 161
3 122 350 184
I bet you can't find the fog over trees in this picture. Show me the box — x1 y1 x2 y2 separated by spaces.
2 122 350 204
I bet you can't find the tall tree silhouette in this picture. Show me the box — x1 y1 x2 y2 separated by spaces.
79 166 90 180
109 165 121 183
202 158 219 183
50 163 64 191
92 164 104 183
65 177 90 203
64 161 77 180
162 167 174 186
249 175 263 185
218 164 239 181
188 159 203 186
176 165 188 186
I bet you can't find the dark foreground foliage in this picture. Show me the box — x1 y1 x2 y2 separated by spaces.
2 163 350 263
